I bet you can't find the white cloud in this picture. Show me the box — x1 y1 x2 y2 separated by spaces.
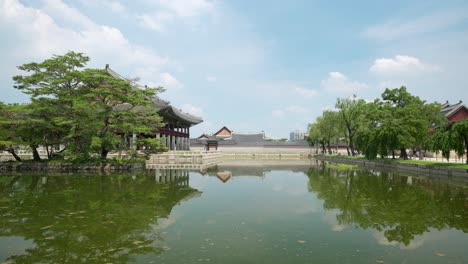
370 55 440 75
132 68 183 91
272 105 309 119
293 86 318 98
181 103 204 117
43 0 95 28
206 75 217 82
137 12 174 32
286 105 308 114
363 9 468 41
80 0 126 14
272 109 285 118
0 0 169 68
321 72 368 93
156 0 214 17
159 72 183 90
137 0 214 31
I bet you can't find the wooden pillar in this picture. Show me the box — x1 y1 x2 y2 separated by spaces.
165 134 170 150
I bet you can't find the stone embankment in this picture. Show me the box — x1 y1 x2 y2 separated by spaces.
315 155 468 181
0 161 144 172
222 152 309 159
146 150 223 170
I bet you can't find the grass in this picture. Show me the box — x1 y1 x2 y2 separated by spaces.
327 163 359 171
320 154 468 169
397 159 468 169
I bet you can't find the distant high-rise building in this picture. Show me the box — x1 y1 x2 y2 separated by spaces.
290 129 307 141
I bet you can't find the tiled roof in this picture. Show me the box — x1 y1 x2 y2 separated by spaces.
231 133 265 142
105 65 202 125
441 101 466 118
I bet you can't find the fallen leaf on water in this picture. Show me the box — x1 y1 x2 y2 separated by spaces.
133 241 144 245
375 260 384 263
45 236 55 240
41 225 54 230
297 240 306 244
436 252 445 257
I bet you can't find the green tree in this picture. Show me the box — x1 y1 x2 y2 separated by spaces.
309 111 341 154
12 51 166 160
431 119 468 164
379 87 442 160
335 95 367 156
0 103 24 161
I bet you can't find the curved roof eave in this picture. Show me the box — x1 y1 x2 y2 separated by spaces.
169 106 203 125
105 65 203 125
105 65 170 108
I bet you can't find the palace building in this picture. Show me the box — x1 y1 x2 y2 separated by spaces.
106 65 203 151
441 100 468 122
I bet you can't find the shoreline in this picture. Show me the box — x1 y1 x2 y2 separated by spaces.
314 155 468 182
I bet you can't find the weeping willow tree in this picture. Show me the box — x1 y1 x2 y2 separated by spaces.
430 119 468 164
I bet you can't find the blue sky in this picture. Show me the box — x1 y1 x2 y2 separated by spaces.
1 0 467 138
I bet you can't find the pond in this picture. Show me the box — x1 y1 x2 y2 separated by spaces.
0 160 467 263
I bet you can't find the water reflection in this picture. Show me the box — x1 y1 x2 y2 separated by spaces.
0 170 200 263
307 165 467 246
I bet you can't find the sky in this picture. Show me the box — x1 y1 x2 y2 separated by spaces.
1 0 468 138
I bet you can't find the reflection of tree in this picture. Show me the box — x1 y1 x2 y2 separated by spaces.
307 167 467 245
0 172 199 263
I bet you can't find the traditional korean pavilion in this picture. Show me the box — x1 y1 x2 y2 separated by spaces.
105 65 203 150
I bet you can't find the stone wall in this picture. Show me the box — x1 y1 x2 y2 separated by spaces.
0 161 145 172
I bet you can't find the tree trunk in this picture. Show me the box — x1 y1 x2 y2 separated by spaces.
7 146 21 161
392 150 395 159
101 148 109 160
327 141 332 155
346 147 350 156
400 148 408 160
465 136 468 165
30 145 41 161
349 136 355 156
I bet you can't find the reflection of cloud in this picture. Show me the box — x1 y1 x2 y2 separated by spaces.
155 213 179 230
372 230 425 250
271 183 307 196
323 209 347 232
293 204 320 215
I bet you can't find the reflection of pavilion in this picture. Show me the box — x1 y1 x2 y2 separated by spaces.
216 171 232 183
106 65 203 150
205 159 320 182
152 168 190 186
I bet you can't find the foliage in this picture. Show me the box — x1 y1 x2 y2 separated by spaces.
335 95 367 155
308 110 342 154
314 87 445 161
4 51 166 161
430 119 468 164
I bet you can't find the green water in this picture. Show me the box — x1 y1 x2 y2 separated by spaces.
0 161 467 263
